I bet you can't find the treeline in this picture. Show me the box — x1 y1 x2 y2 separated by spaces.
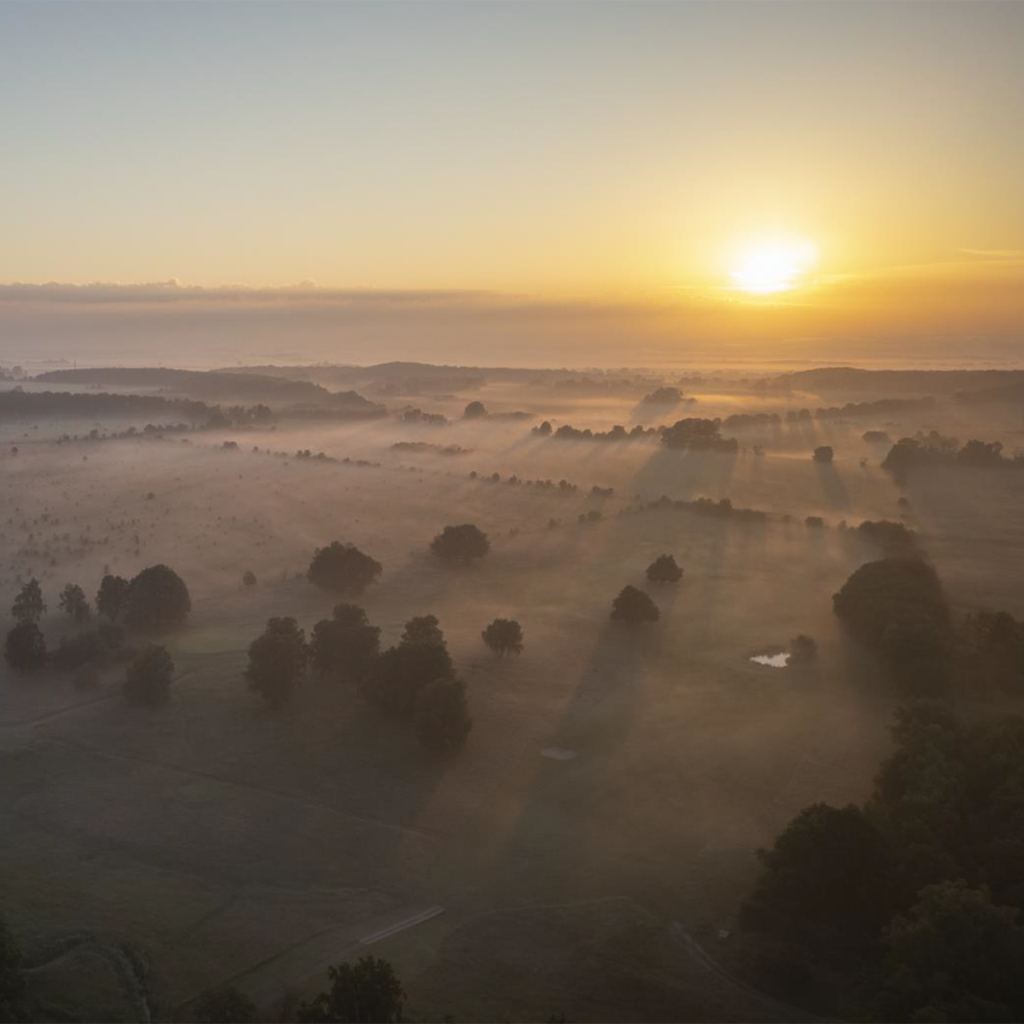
883 434 1024 481
0 388 223 422
533 417 740 453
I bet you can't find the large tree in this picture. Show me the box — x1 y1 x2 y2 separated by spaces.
124 644 174 706
123 564 191 631
362 642 454 719
11 578 45 624
415 678 473 754
430 524 490 565
309 604 380 681
481 618 524 656
96 573 129 621
610 585 659 624
307 542 382 595
297 956 404 1024
246 617 307 707
58 582 91 623
4 621 46 673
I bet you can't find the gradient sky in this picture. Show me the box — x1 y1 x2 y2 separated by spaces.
1 1 1023 364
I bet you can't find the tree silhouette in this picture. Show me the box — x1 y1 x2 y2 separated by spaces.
362 642 454 718
11 578 45 624
309 604 380 681
401 614 445 647
463 400 487 419
96 573 129 621
307 542 383 595
0 913 25 1023
246 617 307 707
124 564 191 631
646 554 683 584
481 618 524 655
124 644 174 706
297 956 404 1023
4 621 46 673
813 445 834 463
242 570 257 588
58 582 91 623
430 524 490 565
610 585 659 624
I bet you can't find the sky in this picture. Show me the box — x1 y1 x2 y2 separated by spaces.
1 1 1023 366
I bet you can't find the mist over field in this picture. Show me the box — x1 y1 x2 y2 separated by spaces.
3 358 1024 1022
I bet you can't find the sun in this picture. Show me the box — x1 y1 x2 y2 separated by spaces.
730 237 818 294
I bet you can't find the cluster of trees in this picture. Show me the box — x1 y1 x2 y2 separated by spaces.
469 469 579 493
660 418 739 453
244 603 522 755
4 567 189 705
883 434 1024 482
739 702 1024 1021
812 445 833 463
539 422 660 442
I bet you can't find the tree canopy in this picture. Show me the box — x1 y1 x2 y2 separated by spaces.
193 986 259 1024
309 604 380 681
401 614 445 648
246 617 307 707
58 582 91 623
430 524 490 565
307 542 383 595
481 618 524 655
646 554 683 584
362 641 454 719
610 585 659 624
11 578 45 624
123 564 191 631
96 573 129 621
4 621 46 673
297 956 405 1023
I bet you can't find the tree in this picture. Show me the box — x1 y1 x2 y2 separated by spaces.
0 914 25 1024
123 564 191 631
362 642 454 718
481 618 523 655
4 621 46 673
58 582 91 623
96 573 129 621
246 617 307 707
463 400 487 419
430 524 490 565
401 614 444 648
11 578 45 624
52 623 124 672
309 604 380 681
297 956 404 1023
242 570 257 589
610 585 659 624
661 418 737 453
307 542 382 595
193 986 259 1023
124 644 174 705
813 445 834 463
878 880 1024 1023
741 803 897 965
789 634 817 664
646 554 683 584
416 678 473 754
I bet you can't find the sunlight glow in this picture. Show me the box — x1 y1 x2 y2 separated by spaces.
730 238 819 294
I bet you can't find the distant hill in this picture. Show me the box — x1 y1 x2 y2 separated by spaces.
34 367 331 404
955 382 1024 404
765 366 1024 395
